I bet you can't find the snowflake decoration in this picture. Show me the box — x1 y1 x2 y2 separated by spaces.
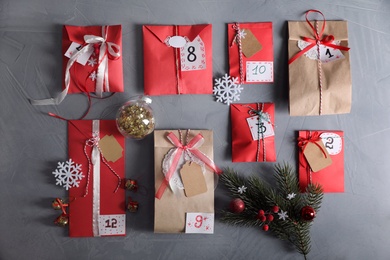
278 210 289 221
237 185 247 194
89 71 97 81
87 57 97 67
52 159 84 190
287 193 296 200
213 73 243 105
238 29 247 39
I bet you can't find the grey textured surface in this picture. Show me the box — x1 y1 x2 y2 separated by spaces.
1 0 390 259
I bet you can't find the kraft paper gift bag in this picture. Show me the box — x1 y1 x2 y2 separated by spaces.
154 130 221 233
288 10 351 116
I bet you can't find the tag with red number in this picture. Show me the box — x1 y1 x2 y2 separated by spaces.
64 42 93 66
185 213 214 234
98 214 126 236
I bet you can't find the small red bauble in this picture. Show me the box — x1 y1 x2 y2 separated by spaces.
267 214 274 222
262 224 269 231
272 205 279 213
301 206 316 221
259 215 267 222
230 198 245 213
258 209 265 216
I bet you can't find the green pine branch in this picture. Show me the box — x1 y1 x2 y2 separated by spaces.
219 164 323 259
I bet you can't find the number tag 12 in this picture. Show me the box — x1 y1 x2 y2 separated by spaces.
98 214 125 236
180 35 206 71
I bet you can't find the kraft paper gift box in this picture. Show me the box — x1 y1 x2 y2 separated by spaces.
288 10 351 116
31 25 124 105
231 103 276 162
68 120 126 237
297 130 344 193
228 22 274 84
143 24 213 95
154 130 221 233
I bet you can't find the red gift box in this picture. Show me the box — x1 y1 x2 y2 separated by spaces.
143 24 213 95
228 22 273 84
62 25 124 95
231 103 276 162
298 130 344 193
68 120 126 237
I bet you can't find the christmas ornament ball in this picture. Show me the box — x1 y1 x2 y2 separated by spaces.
262 224 269 232
301 206 316 221
54 214 69 226
230 198 245 213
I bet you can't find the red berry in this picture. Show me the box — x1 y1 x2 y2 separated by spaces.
267 214 274 222
229 198 245 213
262 224 269 231
259 215 266 222
258 209 265 216
272 205 279 213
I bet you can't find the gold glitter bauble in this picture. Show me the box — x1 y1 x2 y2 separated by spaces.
116 96 155 139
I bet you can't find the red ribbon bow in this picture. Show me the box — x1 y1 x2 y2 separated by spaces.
297 131 327 158
155 132 222 199
288 9 350 65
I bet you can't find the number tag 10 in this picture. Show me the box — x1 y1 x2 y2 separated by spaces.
246 61 273 83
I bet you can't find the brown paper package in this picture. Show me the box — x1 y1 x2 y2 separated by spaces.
154 130 215 233
288 21 352 116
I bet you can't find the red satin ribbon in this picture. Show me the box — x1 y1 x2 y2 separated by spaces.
288 9 350 65
55 198 69 215
155 132 222 199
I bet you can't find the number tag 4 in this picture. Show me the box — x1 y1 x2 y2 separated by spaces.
246 61 273 83
246 115 274 141
180 35 206 71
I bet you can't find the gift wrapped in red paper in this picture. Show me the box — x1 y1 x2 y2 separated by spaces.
143 24 212 95
298 130 344 193
231 103 276 162
228 22 273 84
68 120 126 237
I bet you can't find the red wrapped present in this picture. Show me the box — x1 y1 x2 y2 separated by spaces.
31 25 123 105
143 24 213 95
68 120 126 237
231 103 276 162
298 130 344 192
228 22 273 84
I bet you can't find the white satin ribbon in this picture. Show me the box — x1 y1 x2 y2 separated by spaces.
30 26 121 105
92 120 101 237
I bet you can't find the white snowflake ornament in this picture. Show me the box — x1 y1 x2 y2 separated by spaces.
87 57 97 67
52 159 84 190
278 210 289 221
237 185 247 194
213 73 243 105
89 71 97 81
287 193 296 200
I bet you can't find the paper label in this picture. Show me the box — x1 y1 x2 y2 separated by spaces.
303 141 332 172
320 133 342 155
241 29 262 58
99 214 125 236
185 213 214 234
246 61 273 82
246 115 274 141
298 40 345 63
180 162 207 197
64 42 93 66
180 35 206 71
168 36 187 48
98 135 124 163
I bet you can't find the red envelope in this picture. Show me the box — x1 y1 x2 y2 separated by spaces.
231 103 276 162
68 120 126 237
228 22 273 84
143 24 213 95
298 130 344 193
62 25 124 94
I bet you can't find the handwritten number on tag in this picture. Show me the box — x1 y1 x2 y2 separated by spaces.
325 48 334 58
251 64 266 75
76 45 83 51
195 215 203 228
104 218 117 228
256 122 266 135
325 137 334 150
187 46 197 62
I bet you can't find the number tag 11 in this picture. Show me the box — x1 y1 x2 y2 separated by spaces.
180 35 206 71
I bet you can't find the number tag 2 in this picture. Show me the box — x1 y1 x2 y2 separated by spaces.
246 115 275 141
185 213 214 234
180 35 206 71
320 133 342 155
98 214 125 236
